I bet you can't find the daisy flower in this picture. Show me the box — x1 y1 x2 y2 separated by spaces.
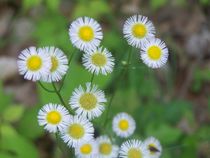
119 139 148 158
75 139 98 158
140 38 169 68
69 82 107 120
41 47 68 82
37 103 70 133
69 17 103 51
61 115 94 148
123 15 155 48
17 47 51 81
82 47 115 75
97 135 119 158
112 112 136 138
144 137 162 158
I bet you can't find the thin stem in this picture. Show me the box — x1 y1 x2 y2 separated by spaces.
90 72 95 84
38 81 55 93
52 82 72 113
58 51 75 92
103 48 133 128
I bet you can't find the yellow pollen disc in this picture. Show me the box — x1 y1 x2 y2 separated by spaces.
118 119 129 131
99 143 112 155
128 148 142 158
79 93 97 110
27 55 42 71
50 56 58 72
68 124 85 139
91 53 107 67
147 46 162 60
46 111 61 124
80 144 92 154
132 23 147 38
79 26 94 41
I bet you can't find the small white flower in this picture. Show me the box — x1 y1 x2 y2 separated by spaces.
119 139 148 158
140 38 169 68
112 112 136 138
61 115 94 148
97 135 119 158
123 15 155 48
41 47 68 82
69 82 107 120
37 103 71 133
69 17 103 51
17 47 51 81
144 137 162 158
75 139 98 158
82 47 115 75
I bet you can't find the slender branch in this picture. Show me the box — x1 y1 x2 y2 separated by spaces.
58 51 75 92
38 81 55 93
90 72 95 84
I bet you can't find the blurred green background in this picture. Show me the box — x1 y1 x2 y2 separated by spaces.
0 0 210 158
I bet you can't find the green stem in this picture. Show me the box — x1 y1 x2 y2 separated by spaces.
58 51 75 92
38 81 55 93
103 48 133 128
90 72 95 84
52 82 72 113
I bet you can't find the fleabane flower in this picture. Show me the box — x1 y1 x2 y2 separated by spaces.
112 112 136 138
82 47 115 75
97 135 119 158
123 15 155 48
69 82 107 120
140 38 169 68
119 139 148 158
144 137 162 158
37 103 70 133
69 17 103 51
41 47 68 82
17 47 51 81
61 115 94 148
74 140 98 158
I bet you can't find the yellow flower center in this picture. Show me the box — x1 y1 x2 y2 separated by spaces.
50 56 58 72
132 24 147 38
128 148 142 158
68 123 85 139
147 46 162 60
118 119 129 131
46 111 61 124
79 93 97 110
91 53 107 67
99 143 112 155
27 55 42 71
80 144 92 155
79 26 94 41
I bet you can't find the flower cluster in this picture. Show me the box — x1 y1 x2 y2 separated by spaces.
17 15 167 158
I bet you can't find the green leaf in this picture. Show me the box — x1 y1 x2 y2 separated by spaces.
0 124 38 158
2 105 25 123
0 82 11 112
45 0 60 11
17 106 44 140
22 0 42 10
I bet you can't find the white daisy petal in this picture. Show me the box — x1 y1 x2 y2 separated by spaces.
97 135 119 158
82 47 115 75
123 15 155 48
40 47 69 82
17 47 51 81
74 139 98 158
69 82 107 120
144 137 162 158
140 38 169 68
37 103 71 133
69 17 103 51
61 115 94 148
119 139 149 158
112 112 136 138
